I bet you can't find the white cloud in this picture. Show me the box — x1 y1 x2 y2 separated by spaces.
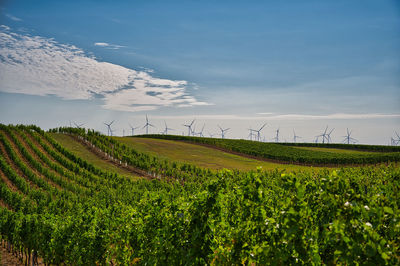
94 42 109 46
5 14 22 22
0 27 209 112
256 113 400 120
0 25 10 31
94 42 125 50
152 113 400 120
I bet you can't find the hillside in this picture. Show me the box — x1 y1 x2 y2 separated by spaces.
112 136 323 172
49 133 140 180
138 134 400 165
0 125 399 265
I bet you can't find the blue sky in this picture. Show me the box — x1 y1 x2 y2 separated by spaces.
0 0 399 144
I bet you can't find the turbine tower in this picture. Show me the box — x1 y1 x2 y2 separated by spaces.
391 131 400 146
293 129 301 143
274 128 280 143
143 115 155 135
197 124 205 137
326 128 335 143
342 128 357 144
316 126 330 144
218 125 230 139
104 120 114 136
129 124 140 136
163 121 174 135
248 128 256 141
73 122 85 129
254 123 267 142
183 119 195 136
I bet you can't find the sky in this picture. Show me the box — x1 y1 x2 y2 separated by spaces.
0 0 399 144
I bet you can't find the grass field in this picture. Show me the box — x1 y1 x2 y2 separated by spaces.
50 133 140 179
114 136 325 172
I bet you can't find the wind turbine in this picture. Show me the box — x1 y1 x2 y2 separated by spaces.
293 129 301 143
326 128 335 143
316 126 330 144
247 128 256 141
254 123 267 142
104 120 114 136
342 128 357 144
391 131 400 146
197 124 205 137
208 132 217 138
129 124 140 136
163 121 174 135
274 128 280 143
183 119 195 136
143 115 155 135
218 125 230 139
73 122 85 129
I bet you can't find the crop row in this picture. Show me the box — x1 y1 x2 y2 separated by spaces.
137 134 400 165
0 125 398 265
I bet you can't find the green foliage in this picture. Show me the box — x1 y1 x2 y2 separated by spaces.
139 134 400 165
0 125 399 265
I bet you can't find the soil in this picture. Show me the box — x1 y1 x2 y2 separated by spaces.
0 245 24 266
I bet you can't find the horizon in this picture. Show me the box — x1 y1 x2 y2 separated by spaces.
1 0 399 145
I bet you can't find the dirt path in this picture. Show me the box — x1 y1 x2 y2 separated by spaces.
0 245 44 266
0 246 23 266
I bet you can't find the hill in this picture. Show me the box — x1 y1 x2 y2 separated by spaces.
138 134 400 165
49 133 140 179
0 125 399 265
112 136 323 172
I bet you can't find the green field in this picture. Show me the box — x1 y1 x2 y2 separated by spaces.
292 146 381 154
139 134 400 165
0 125 398 265
50 133 139 179
113 136 323 172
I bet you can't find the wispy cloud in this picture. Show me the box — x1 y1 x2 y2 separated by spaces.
0 27 209 112
256 113 400 120
94 42 125 50
152 113 400 120
5 14 22 22
0 25 10 31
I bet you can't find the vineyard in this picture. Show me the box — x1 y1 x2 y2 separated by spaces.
0 124 399 265
139 134 400 165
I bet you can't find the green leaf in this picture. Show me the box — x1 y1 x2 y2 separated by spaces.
383 207 394 215
381 252 390 260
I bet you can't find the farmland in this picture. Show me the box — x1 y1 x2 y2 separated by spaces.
112 136 323 172
140 134 400 165
50 133 140 180
0 125 399 265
